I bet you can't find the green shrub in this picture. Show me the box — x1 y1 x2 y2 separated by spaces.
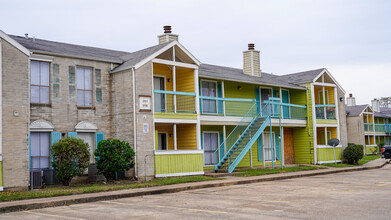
51 137 90 186
343 143 364 164
95 139 135 181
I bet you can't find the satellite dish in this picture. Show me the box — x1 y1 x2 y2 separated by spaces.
328 139 340 147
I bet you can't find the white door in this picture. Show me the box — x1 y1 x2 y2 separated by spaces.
204 133 218 165
263 132 275 161
78 132 95 163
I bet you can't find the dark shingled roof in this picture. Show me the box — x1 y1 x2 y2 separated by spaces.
278 68 325 84
111 42 172 72
10 35 131 63
374 107 391 118
346 104 369 116
199 64 306 90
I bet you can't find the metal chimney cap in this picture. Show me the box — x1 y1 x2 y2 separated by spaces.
248 43 255 50
163 25 172 34
25 33 29 39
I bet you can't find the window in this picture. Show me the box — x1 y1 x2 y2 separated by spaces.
77 67 92 106
157 133 167 150
201 81 217 114
30 132 50 170
263 132 277 161
31 61 50 104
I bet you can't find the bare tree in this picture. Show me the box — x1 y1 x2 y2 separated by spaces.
379 97 391 108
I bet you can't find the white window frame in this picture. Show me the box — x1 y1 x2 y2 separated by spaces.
30 60 50 104
203 131 220 166
76 66 93 107
200 79 218 115
318 90 329 105
30 132 51 170
153 75 167 113
262 132 277 162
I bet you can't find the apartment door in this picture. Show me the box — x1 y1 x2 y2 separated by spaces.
201 81 217 114
204 132 218 165
261 88 272 116
154 76 165 112
281 90 290 118
263 132 276 161
157 133 168 150
78 132 95 163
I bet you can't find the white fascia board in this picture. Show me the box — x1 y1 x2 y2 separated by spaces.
316 124 339 127
155 171 204 178
154 150 203 155
313 69 346 94
134 40 201 70
152 58 199 69
318 160 342 164
30 54 54 62
154 118 198 124
0 30 30 56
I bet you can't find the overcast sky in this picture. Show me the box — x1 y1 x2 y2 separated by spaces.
1 0 390 104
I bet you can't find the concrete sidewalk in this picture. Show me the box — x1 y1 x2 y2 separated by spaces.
0 159 388 214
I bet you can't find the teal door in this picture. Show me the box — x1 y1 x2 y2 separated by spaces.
282 90 290 119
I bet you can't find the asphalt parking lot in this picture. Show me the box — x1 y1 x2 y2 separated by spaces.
1 164 391 219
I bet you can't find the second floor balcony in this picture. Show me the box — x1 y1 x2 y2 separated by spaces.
365 123 391 133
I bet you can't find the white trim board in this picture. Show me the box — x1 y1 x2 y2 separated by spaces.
312 69 346 94
155 171 204 178
154 150 203 155
316 145 342 149
154 118 197 124
0 30 30 55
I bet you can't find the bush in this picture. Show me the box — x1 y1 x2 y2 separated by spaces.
51 137 90 186
95 139 135 181
343 143 364 164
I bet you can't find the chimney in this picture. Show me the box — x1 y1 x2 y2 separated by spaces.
346 93 356 106
243 43 261 77
25 33 28 39
158 25 179 44
371 98 380 112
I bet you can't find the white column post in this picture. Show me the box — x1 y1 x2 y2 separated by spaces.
222 81 226 116
196 123 201 150
173 66 176 113
174 124 177 150
194 69 199 114
223 125 227 152
322 86 326 119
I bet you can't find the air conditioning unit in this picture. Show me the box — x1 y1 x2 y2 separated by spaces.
43 169 60 185
30 170 43 189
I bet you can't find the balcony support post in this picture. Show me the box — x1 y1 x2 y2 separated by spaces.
174 124 177 150
173 66 176 113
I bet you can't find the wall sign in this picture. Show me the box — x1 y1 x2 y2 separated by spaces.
143 123 149 133
139 96 151 111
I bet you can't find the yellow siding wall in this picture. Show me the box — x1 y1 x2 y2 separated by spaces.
176 68 194 93
177 124 197 150
153 63 173 91
155 154 203 175
314 86 335 105
155 124 174 150
325 87 335 105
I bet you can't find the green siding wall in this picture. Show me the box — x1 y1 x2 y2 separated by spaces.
293 84 314 164
317 148 342 162
155 154 203 175
224 81 256 116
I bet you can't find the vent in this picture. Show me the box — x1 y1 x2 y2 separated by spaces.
30 170 43 189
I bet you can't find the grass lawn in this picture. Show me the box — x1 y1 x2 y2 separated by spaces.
323 154 381 167
0 176 220 203
236 166 325 177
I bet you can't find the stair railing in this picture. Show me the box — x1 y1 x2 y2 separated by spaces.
213 103 258 165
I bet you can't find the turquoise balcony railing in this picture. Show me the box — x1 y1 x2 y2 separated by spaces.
364 123 374 132
315 105 336 120
154 90 196 114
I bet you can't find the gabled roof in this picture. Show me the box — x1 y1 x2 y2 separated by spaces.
346 104 370 116
199 64 306 90
110 41 172 73
0 30 30 56
278 68 325 84
10 35 130 63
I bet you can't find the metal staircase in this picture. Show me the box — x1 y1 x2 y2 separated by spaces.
214 98 281 173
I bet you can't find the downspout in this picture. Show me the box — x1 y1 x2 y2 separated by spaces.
0 39 3 191
132 67 138 179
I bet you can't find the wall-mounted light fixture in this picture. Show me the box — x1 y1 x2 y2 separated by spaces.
339 97 344 102
169 133 172 137
237 86 242 90
167 78 171 82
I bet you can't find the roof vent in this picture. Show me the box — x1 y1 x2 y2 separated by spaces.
158 25 178 44
243 43 261 77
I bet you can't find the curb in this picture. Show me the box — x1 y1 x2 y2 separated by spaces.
0 161 388 214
